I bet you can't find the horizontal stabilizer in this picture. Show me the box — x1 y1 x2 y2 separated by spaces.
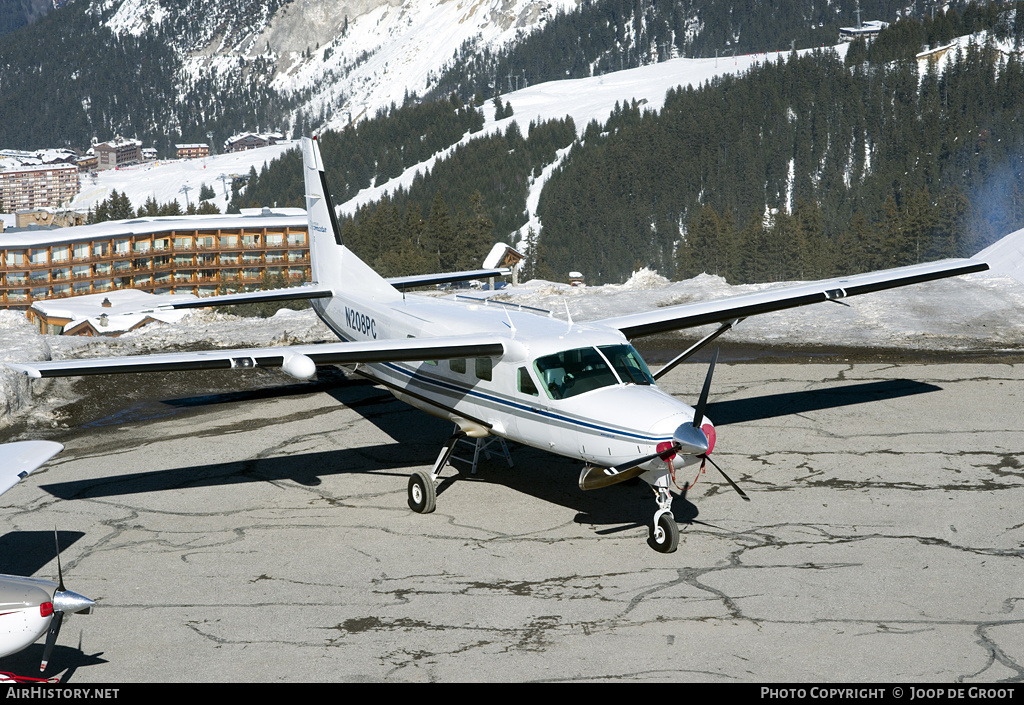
386 268 509 290
8 335 507 379
597 258 989 338
161 285 333 310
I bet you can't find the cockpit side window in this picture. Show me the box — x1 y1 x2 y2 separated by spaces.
534 347 621 400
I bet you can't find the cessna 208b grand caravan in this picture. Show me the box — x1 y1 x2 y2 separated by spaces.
1 442 94 678
11 137 989 553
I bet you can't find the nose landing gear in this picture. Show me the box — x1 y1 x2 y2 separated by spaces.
648 487 679 553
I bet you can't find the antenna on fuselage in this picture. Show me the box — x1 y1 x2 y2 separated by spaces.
563 301 574 330
504 309 517 337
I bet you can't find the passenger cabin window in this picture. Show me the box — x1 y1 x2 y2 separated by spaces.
449 359 466 374
518 367 538 396
475 357 492 381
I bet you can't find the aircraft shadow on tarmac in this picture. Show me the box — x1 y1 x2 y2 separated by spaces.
0 530 86 577
0 639 107 682
706 378 942 425
40 375 942 538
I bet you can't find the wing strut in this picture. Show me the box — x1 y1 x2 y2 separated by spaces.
652 319 741 381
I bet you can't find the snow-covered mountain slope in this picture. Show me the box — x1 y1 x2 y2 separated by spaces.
54 43 808 216
94 0 579 134
342 44 843 247
266 0 578 131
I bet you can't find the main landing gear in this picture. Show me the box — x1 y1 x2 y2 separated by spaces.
406 429 514 514
408 470 436 513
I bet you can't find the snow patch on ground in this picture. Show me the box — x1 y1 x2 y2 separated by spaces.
0 311 52 430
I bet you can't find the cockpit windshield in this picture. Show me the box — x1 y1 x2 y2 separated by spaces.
598 344 655 386
533 344 654 400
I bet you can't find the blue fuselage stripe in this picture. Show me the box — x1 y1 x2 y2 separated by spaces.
379 361 669 444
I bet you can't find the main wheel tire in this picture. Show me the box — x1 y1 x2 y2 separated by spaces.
648 512 679 553
408 470 436 514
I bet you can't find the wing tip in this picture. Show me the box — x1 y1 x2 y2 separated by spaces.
7 363 42 379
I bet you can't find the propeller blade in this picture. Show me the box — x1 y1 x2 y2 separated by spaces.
39 610 63 672
702 453 750 501
692 347 719 428
53 529 64 593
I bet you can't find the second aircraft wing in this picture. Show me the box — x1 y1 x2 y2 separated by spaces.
0 441 64 497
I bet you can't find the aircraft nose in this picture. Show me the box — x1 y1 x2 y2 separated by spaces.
672 422 709 456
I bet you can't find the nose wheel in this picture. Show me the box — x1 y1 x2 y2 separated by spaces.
648 488 679 553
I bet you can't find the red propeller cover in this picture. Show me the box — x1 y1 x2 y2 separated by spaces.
702 424 716 454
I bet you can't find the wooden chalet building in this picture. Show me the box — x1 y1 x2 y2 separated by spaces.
0 208 310 311
175 143 211 159
223 132 282 153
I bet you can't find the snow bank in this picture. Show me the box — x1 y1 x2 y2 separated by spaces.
0 311 51 429
501 270 1024 351
618 268 671 290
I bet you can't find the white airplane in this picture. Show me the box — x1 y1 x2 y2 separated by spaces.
9 137 990 553
0 441 95 677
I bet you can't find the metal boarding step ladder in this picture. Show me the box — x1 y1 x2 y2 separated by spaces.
446 427 514 475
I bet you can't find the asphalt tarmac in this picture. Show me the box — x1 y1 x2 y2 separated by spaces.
1 359 1023 682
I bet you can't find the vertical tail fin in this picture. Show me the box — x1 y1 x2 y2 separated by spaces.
302 136 400 301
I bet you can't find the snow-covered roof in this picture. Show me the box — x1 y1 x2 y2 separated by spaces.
96 138 142 148
32 289 195 318
483 242 523 269
0 162 78 174
31 289 197 335
840 20 889 36
0 210 307 248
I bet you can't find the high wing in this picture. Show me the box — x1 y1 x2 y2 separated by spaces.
597 258 989 338
7 335 506 379
0 441 63 497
